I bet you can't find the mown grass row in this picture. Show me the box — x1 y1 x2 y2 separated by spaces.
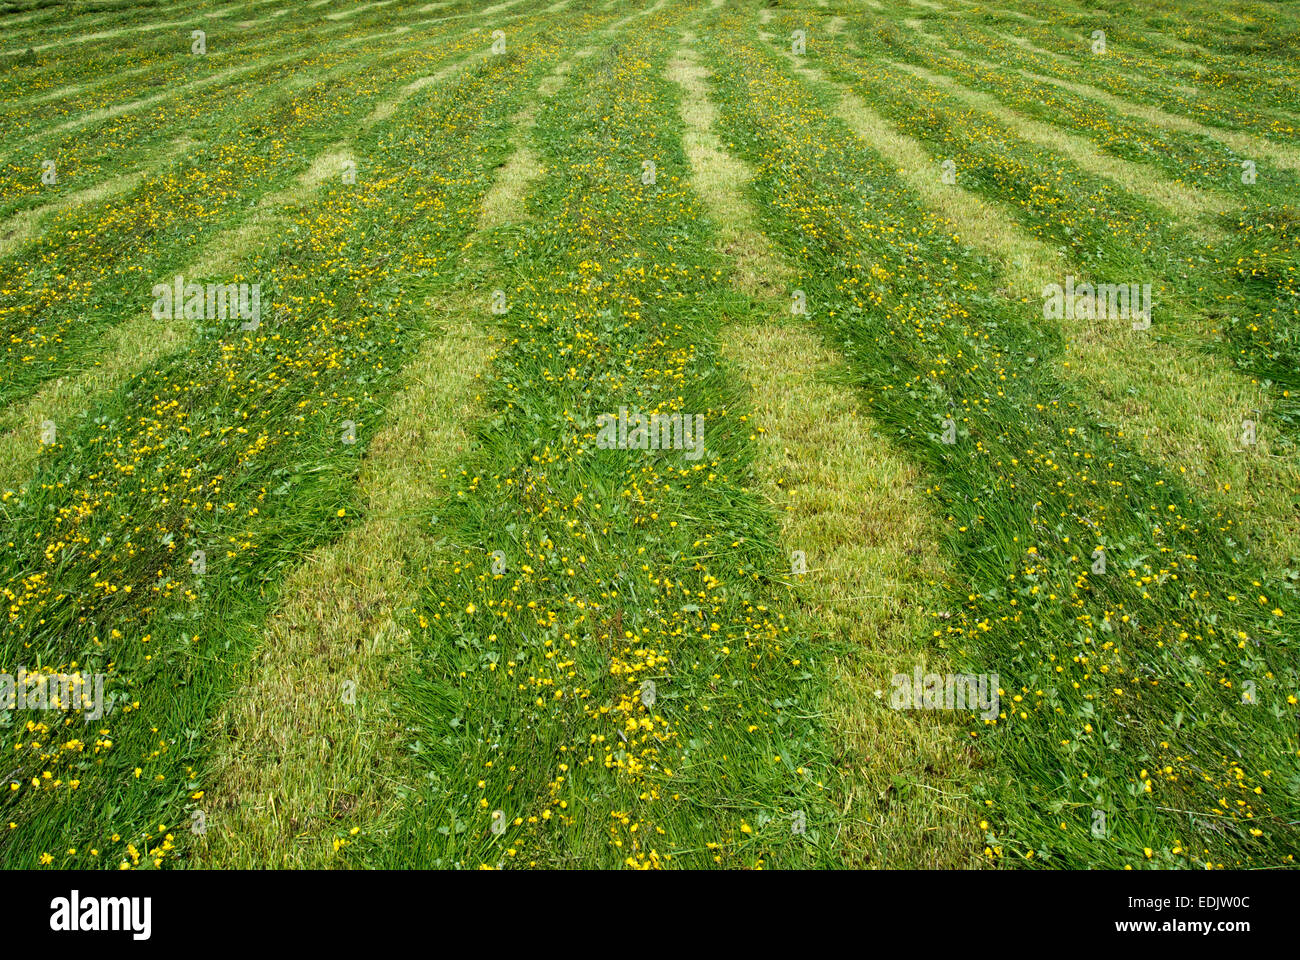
186 3 621 870
700 7 1298 869
0 0 286 45
855 16 1300 200
342 1 866 870
971 0 1300 117
0 15 503 417
805 20 1300 548
666 29 988 867
775 15 1300 495
0 9 573 870
907 5 1300 144
0 0 348 52
1064 2 1298 102
4 0 1292 872
0 0 481 216
0 2 356 129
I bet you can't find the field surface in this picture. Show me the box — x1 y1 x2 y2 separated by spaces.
1 0 1297 871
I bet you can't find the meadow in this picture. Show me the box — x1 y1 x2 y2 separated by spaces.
0 0 1296 871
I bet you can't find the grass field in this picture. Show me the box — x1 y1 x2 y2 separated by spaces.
0 0 1296 871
